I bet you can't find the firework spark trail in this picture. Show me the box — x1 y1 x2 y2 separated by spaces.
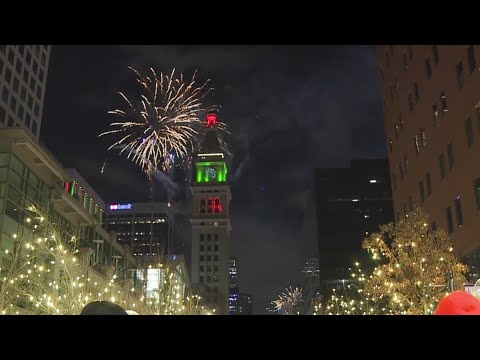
99 67 229 176
271 287 303 313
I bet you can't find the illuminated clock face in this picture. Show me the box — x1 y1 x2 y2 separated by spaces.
205 167 217 178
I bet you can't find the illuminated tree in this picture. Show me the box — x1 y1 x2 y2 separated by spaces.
0 204 206 315
362 207 467 315
320 262 391 315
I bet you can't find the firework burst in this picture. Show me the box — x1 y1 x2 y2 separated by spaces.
100 67 228 178
270 286 303 314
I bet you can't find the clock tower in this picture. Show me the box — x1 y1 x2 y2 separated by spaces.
190 113 231 314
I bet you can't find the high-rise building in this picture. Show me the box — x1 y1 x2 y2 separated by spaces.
228 257 239 314
237 293 253 315
377 45 480 279
0 45 51 139
314 159 394 293
105 202 174 259
0 128 137 281
190 113 231 314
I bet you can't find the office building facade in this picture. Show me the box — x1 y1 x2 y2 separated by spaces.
105 202 174 259
377 45 480 280
314 159 394 293
0 45 51 139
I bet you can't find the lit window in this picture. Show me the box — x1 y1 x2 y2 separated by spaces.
440 91 448 112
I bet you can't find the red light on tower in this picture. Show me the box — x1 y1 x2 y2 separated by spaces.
206 113 217 128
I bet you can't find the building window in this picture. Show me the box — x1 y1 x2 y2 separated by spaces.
214 245 218 251
15 58 22 75
440 91 448 112
207 245 211 251
408 196 413 211
392 173 396 192
414 135 420 154
446 206 454 234
439 154 446 179
214 255 219 261
426 57 432 79
25 50 32 65
7 48 14 65
447 142 455 169
200 256 204 261
207 255 211 261
17 105 23 120
432 103 439 127
200 233 204 242
7 115 13 127
200 199 206 213
200 266 204 272
419 181 425 203
2 88 9 105
36 85 42 99
34 102 40 117
20 86 26 102
200 245 204 252
455 196 463 227
5 67 12 84
477 109 480 136
214 265 218 272
413 82 420 103
432 45 439 65
466 116 474 147
0 107 5 125
207 276 211 282
474 178 480 210
10 98 16 113
13 77 19 93
39 68 44 82
426 172 432 196
468 45 476 74
214 234 218 242
200 276 204 283
207 265 211 272
457 61 464 89
207 234 212 241
420 128 426 148
408 93 414 111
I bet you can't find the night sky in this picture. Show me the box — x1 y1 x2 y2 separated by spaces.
41 45 387 314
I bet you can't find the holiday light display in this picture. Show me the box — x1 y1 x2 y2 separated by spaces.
0 204 212 315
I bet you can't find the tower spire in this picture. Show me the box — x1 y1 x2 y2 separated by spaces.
201 113 222 153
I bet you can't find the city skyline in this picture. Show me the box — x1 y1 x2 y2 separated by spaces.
40 45 387 314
